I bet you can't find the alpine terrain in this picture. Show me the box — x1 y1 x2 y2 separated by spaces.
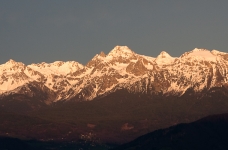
0 46 228 148
1 46 228 104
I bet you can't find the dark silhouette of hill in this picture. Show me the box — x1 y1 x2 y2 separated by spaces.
116 113 228 150
0 137 33 150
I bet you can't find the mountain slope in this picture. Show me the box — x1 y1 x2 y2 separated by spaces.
116 113 228 150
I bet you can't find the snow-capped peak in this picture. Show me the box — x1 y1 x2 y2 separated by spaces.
157 51 172 58
0 59 25 73
4 59 24 66
180 48 217 62
155 51 175 65
107 46 135 58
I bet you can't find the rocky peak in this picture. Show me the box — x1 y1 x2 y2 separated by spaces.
107 46 135 58
86 54 103 68
99 51 106 57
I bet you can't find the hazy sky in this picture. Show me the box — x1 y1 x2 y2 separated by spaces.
1 1 228 65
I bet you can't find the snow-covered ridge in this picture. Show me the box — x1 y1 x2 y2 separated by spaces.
29 61 84 76
180 48 219 62
0 46 228 102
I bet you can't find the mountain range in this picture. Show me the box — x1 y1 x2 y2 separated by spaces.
0 46 228 106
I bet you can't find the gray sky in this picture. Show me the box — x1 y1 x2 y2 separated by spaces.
1 1 228 65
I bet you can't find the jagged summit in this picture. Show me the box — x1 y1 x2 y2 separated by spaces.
86 53 104 68
107 46 135 58
86 46 137 67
